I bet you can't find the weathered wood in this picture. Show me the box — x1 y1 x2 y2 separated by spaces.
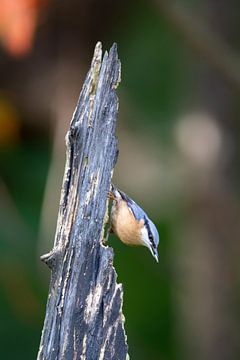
37 42 128 360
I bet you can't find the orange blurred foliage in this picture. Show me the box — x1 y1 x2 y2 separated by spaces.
0 0 48 57
0 97 20 146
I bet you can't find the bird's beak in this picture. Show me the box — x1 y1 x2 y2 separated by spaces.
153 252 159 263
149 245 159 263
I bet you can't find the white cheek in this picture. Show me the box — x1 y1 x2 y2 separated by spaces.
140 226 150 248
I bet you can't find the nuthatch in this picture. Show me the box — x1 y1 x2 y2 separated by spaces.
109 185 159 262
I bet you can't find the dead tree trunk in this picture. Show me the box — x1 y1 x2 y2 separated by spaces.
37 42 128 360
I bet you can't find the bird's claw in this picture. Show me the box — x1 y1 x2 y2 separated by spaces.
108 191 116 201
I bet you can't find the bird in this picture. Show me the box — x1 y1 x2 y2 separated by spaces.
108 185 159 262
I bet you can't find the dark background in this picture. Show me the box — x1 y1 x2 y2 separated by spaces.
0 1 240 359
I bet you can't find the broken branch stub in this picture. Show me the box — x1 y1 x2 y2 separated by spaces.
37 42 128 360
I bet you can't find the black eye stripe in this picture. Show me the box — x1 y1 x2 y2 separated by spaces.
144 216 155 248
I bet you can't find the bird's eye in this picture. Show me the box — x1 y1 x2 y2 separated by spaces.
148 233 156 249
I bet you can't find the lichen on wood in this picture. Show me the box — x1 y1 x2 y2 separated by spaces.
37 42 128 360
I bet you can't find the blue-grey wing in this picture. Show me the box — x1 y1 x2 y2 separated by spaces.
128 200 147 222
117 189 146 221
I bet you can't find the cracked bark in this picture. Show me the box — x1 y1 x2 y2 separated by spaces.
37 42 128 360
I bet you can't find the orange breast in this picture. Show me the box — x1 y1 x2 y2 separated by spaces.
111 200 144 246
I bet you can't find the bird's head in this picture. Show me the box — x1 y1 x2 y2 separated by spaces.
141 217 159 262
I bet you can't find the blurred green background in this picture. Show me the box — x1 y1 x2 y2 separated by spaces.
0 0 240 359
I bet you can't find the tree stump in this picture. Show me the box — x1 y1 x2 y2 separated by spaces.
37 42 128 360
